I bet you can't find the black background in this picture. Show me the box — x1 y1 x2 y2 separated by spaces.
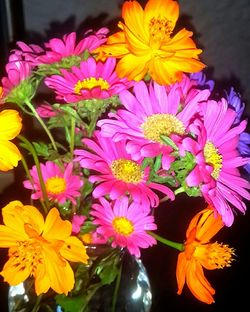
0 0 250 311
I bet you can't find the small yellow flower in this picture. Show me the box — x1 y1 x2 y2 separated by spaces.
0 201 89 295
94 0 205 85
0 109 22 171
176 207 234 304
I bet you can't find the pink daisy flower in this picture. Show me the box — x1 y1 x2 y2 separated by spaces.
36 103 59 118
23 161 83 204
10 41 44 66
183 98 250 226
91 196 157 257
72 215 86 234
44 56 132 102
97 81 210 169
74 131 174 211
1 60 33 101
37 28 109 64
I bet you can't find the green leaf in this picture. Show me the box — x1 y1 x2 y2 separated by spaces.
55 294 86 312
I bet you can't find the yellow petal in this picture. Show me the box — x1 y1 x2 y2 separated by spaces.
34 263 50 295
60 236 89 264
43 248 74 295
0 225 27 247
0 140 22 171
0 257 31 286
43 208 72 240
2 201 44 236
0 109 22 140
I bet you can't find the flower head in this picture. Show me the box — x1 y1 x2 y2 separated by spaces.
0 201 88 295
45 57 132 102
176 207 234 304
98 80 209 168
183 99 250 226
37 28 109 64
23 161 83 204
91 196 157 257
94 0 205 85
0 109 22 171
74 131 174 210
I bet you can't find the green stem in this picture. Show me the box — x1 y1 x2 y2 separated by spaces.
24 99 58 152
19 135 49 213
70 115 76 158
111 261 122 312
174 187 185 195
31 294 43 312
148 231 184 251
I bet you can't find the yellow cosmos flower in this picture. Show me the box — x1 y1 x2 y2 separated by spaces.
0 109 22 171
176 207 234 304
94 0 205 85
0 201 89 295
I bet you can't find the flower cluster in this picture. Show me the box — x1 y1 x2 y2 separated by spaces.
0 0 249 310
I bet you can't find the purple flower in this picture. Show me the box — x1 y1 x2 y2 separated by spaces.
190 71 215 92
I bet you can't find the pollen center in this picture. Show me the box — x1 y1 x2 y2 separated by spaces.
45 176 66 195
9 240 43 275
149 17 173 45
204 141 223 180
110 159 143 183
207 242 235 268
112 217 134 236
74 77 110 94
141 113 185 143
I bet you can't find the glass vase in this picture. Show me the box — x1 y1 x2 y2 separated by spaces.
8 245 152 312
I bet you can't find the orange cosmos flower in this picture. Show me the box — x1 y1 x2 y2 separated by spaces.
0 201 89 295
94 0 205 85
176 207 234 304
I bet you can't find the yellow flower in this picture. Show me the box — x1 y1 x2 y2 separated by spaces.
0 201 89 295
0 109 22 171
94 0 205 85
176 207 234 304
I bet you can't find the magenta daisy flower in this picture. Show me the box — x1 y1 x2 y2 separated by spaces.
91 196 157 257
74 131 174 210
44 57 132 102
1 60 33 101
98 80 210 169
37 28 108 64
23 161 83 204
183 98 250 226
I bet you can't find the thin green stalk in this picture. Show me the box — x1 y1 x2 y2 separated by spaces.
148 231 184 251
31 294 43 312
24 99 58 152
70 115 76 158
111 261 122 312
19 135 49 213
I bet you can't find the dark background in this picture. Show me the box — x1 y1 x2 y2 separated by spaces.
0 0 250 311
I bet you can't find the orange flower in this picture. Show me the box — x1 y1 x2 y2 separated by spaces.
176 207 234 304
0 201 89 295
94 0 205 85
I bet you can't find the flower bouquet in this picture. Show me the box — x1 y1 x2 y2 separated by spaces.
0 0 250 311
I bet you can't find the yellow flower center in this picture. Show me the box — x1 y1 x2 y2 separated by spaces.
194 242 235 269
74 77 110 94
141 113 185 143
112 217 134 236
110 159 143 183
149 17 173 46
204 141 223 180
9 240 43 275
45 176 67 195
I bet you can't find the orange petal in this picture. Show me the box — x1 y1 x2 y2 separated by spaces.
186 260 215 304
144 0 179 30
176 252 188 295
